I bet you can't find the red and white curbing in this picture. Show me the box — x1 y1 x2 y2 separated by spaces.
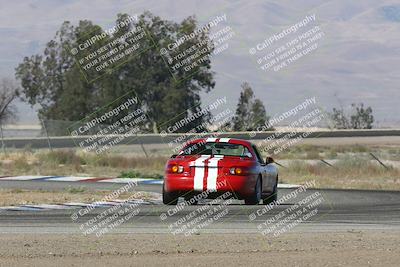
0 175 163 184
0 199 162 211
0 175 302 188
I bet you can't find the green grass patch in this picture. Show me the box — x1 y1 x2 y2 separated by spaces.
65 186 86 194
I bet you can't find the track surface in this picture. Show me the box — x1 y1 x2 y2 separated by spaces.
1 180 400 234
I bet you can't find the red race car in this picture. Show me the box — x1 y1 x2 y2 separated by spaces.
163 138 278 205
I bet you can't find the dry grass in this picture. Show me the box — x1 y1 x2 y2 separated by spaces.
1 146 400 190
281 157 400 190
266 144 399 160
0 149 168 178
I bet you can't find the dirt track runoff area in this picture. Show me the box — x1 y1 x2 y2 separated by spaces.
0 231 399 267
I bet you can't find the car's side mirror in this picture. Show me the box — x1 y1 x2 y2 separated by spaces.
265 156 274 165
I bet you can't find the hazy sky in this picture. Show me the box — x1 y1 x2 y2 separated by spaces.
1 0 400 127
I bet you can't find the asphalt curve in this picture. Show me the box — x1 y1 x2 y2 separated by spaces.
1 180 400 234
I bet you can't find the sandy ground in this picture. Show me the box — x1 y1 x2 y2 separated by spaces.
0 189 157 206
0 231 399 267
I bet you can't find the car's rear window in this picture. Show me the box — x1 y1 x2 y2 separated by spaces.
179 142 252 157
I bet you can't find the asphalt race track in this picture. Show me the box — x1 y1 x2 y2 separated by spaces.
1 180 400 234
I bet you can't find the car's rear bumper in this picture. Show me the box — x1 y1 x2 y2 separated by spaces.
163 174 258 198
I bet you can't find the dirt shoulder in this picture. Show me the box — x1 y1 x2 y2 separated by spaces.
0 231 399 266
0 189 157 206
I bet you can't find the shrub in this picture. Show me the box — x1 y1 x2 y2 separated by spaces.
38 149 83 165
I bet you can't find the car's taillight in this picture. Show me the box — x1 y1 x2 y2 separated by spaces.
170 164 184 173
229 167 244 175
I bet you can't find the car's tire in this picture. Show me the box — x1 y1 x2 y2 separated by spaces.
263 175 278 205
245 177 261 205
162 185 178 205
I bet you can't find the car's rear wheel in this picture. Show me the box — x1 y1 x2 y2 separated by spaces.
245 177 261 205
162 185 178 205
263 175 278 205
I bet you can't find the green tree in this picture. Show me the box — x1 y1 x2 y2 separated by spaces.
15 12 215 133
250 99 268 128
15 21 100 121
350 103 374 129
0 78 19 124
115 12 215 133
330 103 374 129
330 107 350 129
231 82 269 131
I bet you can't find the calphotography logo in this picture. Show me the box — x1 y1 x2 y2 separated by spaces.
68 90 148 154
161 163 238 236
249 14 325 72
249 180 333 237
69 14 155 82
70 181 144 237
249 96 330 156
162 190 233 236
157 96 234 154
159 13 236 81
